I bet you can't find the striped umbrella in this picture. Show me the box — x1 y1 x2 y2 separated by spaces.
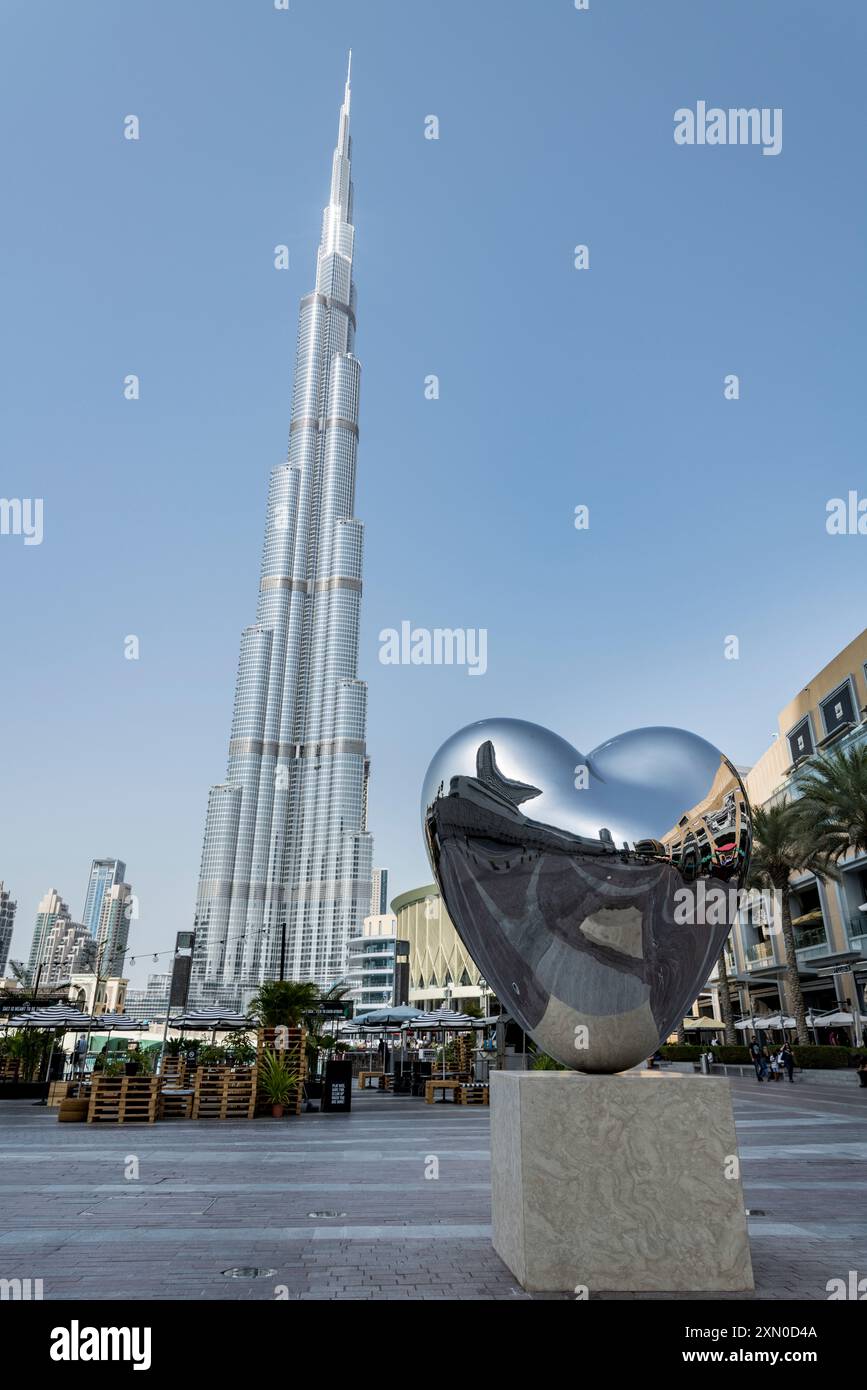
165 1010 253 1032
351 1007 424 1075
93 1013 150 1031
410 1008 484 1029
10 1005 97 1029
409 1008 485 1079
8 1006 98 1098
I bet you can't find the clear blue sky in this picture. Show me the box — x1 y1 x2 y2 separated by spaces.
2 0 865 981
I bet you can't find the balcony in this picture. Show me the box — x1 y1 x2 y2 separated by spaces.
745 940 775 968
793 924 828 953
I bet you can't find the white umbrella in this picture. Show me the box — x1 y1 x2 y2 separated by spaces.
812 1009 867 1027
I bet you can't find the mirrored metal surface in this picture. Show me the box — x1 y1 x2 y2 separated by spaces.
422 719 751 1073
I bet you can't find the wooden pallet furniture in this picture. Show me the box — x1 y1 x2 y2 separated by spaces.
358 1070 392 1091
425 1079 462 1104
57 1082 91 1123
191 1065 257 1120
159 1055 188 1086
454 1035 472 1075
87 1075 158 1125
256 1028 305 1117
156 1055 194 1119
49 1079 96 1107
456 1083 490 1105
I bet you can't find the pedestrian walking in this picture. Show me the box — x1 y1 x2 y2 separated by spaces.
781 1041 795 1083
749 1037 763 1082
760 1045 771 1081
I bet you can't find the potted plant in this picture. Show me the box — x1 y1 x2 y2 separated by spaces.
258 1049 298 1118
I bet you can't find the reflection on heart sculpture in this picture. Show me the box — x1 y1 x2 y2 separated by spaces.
422 719 752 1074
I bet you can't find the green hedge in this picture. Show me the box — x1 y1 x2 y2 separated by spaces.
659 1043 859 1069
790 1045 855 1070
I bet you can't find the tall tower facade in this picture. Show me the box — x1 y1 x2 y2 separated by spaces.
82 859 126 937
96 882 134 978
192 60 372 1005
370 867 389 917
28 888 69 981
0 882 16 976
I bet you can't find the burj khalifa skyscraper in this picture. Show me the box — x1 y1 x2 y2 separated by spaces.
191 57 373 1006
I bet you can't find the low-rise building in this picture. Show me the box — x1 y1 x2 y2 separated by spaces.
391 884 486 1013
346 914 409 1016
711 627 867 1038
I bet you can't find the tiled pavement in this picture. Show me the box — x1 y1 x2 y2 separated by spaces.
0 1076 865 1300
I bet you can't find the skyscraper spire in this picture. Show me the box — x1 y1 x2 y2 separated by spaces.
191 65 372 1006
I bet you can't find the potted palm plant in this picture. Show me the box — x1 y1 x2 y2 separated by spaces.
258 1049 298 1118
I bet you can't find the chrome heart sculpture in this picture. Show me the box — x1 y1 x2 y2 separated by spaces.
422 719 751 1073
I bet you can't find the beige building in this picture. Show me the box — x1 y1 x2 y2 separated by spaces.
391 884 485 1013
67 974 128 1015
719 627 867 1035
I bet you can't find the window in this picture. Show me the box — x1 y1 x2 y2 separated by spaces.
787 717 813 765
819 679 856 737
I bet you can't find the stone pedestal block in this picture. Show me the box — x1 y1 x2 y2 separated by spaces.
490 1071 753 1293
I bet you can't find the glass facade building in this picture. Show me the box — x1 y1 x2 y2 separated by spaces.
0 881 16 977
81 859 126 937
370 867 389 918
191 60 372 1006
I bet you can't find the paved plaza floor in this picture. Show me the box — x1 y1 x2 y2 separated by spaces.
0 1076 865 1300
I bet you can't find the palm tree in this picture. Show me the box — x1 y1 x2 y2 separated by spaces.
248 980 321 1028
749 800 833 1045
793 744 867 864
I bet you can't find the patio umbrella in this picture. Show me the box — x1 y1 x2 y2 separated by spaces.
684 1016 725 1031
93 1014 150 1031
10 1006 98 1096
164 1009 253 1030
410 1009 485 1079
812 1009 867 1026
353 1007 422 1026
165 1010 254 1042
352 1008 423 1074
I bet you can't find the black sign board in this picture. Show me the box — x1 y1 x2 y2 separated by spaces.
169 954 193 1008
321 1060 353 1113
318 1001 354 1018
